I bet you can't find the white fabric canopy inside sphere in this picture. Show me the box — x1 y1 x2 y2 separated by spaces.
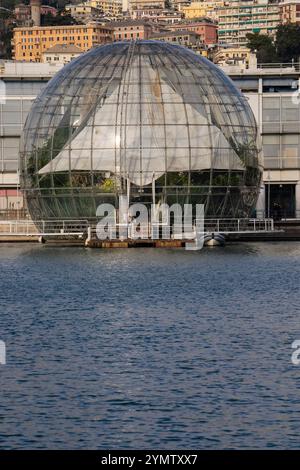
38 55 244 185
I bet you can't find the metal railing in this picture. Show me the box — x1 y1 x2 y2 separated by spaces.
0 220 38 235
0 209 28 221
203 218 274 233
0 219 89 236
256 62 299 70
89 218 275 240
36 219 89 235
0 218 275 238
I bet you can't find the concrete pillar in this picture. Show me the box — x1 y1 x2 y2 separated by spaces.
31 0 41 27
256 183 265 219
249 53 257 69
296 181 300 219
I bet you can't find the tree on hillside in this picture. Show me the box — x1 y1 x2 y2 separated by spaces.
0 0 30 9
0 0 77 11
276 23 300 62
41 11 80 26
55 0 83 8
0 8 15 59
246 32 277 63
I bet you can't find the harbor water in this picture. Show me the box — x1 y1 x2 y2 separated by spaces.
0 242 300 449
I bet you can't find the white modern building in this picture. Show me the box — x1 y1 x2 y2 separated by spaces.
222 62 300 219
0 61 63 214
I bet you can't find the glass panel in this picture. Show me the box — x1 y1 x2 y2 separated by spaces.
19 41 262 220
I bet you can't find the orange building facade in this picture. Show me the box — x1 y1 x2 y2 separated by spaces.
167 21 218 46
108 21 153 41
13 24 113 62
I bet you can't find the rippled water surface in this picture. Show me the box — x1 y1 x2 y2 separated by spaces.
0 242 300 449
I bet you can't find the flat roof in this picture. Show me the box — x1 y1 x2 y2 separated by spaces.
44 44 83 54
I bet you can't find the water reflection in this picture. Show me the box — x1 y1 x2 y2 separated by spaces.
0 243 300 449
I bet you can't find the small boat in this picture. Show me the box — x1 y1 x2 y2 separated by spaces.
204 233 226 247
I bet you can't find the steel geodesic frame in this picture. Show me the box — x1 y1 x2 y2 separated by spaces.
20 40 262 220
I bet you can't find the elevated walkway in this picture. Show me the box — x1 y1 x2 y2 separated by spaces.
0 218 286 246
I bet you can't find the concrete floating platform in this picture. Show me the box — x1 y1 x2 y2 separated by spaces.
85 239 185 248
227 232 300 242
85 240 128 248
1 218 300 245
155 240 183 248
2 234 300 246
0 235 39 243
102 241 129 248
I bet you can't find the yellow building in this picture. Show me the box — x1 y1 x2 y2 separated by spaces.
86 0 123 16
65 4 94 15
214 47 252 67
129 0 165 10
12 24 112 62
182 1 223 21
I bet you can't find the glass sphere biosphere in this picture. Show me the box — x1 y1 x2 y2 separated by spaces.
20 41 262 220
